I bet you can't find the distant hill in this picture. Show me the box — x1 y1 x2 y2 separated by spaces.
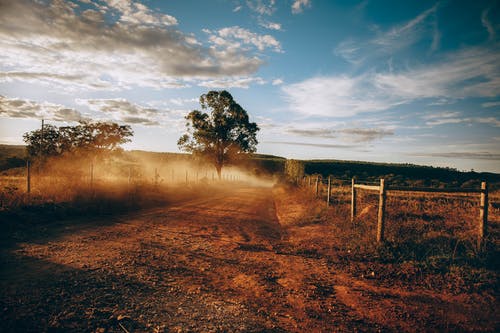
302 159 500 188
0 145 497 187
126 150 286 175
128 150 190 162
0 145 26 170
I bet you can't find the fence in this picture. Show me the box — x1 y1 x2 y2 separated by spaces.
22 161 244 190
301 175 489 249
0 160 246 208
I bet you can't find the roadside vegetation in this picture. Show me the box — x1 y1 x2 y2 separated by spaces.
276 182 499 295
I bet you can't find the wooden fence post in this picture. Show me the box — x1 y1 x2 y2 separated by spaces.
377 178 386 243
90 161 94 191
26 160 31 194
478 181 488 250
315 176 319 197
326 176 331 207
351 178 356 223
128 166 132 187
308 176 311 187
185 170 188 184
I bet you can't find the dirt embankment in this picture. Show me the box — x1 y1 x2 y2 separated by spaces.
0 185 497 332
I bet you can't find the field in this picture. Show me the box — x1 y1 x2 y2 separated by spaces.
0 154 499 332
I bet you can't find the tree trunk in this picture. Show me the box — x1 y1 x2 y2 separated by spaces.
216 143 224 180
216 164 222 180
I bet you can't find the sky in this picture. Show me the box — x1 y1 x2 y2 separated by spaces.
0 0 499 172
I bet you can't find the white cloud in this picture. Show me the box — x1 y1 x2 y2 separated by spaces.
0 95 87 122
474 117 500 127
335 3 440 64
430 18 441 52
254 115 278 129
76 98 189 128
424 117 465 126
167 98 198 107
259 21 282 31
264 141 355 149
245 0 284 33
285 126 393 143
282 75 401 117
422 111 461 121
481 8 496 41
421 111 500 127
482 101 500 108
0 95 191 128
284 46 500 117
338 128 394 142
104 0 178 26
373 47 500 99
272 78 284 85
78 98 159 126
207 26 282 52
334 39 364 65
291 0 311 14
0 71 115 91
286 128 336 139
0 0 268 92
373 3 438 49
246 0 276 16
198 77 266 89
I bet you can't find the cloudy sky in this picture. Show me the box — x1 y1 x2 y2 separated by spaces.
0 0 499 172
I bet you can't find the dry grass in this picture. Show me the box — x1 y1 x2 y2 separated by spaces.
290 182 499 294
0 163 212 221
0 156 272 224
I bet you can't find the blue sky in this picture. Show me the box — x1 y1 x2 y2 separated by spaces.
0 0 499 172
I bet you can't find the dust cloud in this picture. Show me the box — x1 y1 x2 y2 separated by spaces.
2 151 277 208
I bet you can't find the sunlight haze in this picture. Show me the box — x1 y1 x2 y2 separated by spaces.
0 0 499 172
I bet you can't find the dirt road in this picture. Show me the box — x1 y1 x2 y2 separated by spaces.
0 186 495 332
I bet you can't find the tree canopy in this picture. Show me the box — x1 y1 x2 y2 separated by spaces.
178 90 259 177
23 121 133 158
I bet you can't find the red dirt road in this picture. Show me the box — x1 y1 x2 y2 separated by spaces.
0 186 496 332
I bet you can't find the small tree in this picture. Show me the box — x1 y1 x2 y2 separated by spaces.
23 121 133 158
285 159 305 180
59 122 133 153
178 90 259 178
23 124 61 157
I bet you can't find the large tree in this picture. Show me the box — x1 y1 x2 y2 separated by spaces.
178 90 259 178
